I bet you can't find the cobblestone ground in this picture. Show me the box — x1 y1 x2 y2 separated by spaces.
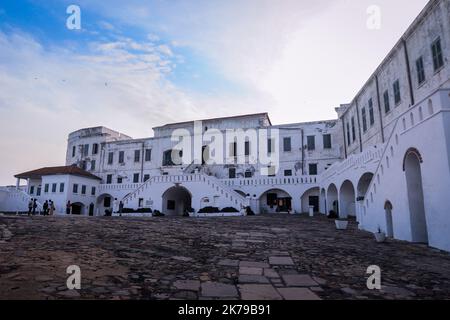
1 214 450 300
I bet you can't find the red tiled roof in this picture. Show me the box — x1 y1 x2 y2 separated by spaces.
15 165 102 180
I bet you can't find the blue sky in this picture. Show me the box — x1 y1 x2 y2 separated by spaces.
0 0 429 184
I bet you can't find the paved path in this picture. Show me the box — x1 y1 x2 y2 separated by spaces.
1 214 450 300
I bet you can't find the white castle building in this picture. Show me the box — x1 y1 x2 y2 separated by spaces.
1 0 450 252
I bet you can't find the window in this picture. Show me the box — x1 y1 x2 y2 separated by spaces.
133 173 139 183
144 174 150 182
104 197 111 208
167 200 175 210
368 98 374 126
416 56 426 85
309 163 318 175
267 193 277 206
73 184 78 194
72 146 76 157
107 152 114 165
244 170 252 178
145 149 152 162
163 149 182 166
283 137 291 152
307 136 315 151
91 187 96 196
106 174 112 184
431 37 444 71
81 185 86 195
91 160 96 171
346 123 351 146
383 90 390 114
83 144 89 156
351 117 356 142
81 160 87 170
119 151 125 164
92 143 99 155
284 169 292 177
229 168 236 179
138 198 144 207
362 107 367 132
267 138 273 154
44 184 49 193
30 186 34 195
244 141 250 156
51 183 57 193
37 186 41 196
323 134 332 149
393 80 401 105
134 150 140 162
117 177 122 184
59 183 64 193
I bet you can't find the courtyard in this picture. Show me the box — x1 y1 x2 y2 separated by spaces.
0 214 450 300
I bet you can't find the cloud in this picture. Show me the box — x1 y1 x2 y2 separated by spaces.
0 29 265 184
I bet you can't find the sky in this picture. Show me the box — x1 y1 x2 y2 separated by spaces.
0 0 429 185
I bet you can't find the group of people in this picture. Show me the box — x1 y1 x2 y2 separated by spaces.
27 199 55 216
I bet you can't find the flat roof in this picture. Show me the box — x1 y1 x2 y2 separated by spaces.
15 165 102 181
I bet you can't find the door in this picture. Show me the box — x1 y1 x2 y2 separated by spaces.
309 196 319 212
89 203 94 216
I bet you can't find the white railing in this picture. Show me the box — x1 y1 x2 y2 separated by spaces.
221 175 318 187
1 187 43 212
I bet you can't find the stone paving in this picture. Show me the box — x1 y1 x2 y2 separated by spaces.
0 214 450 300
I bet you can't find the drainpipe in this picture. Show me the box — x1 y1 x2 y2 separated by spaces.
301 128 305 175
341 120 347 159
355 100 363 153
403 38 415 107
375 75 385 143
141 142 145 182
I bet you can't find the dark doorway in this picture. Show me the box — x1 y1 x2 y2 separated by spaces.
89 203 94 216
277 197 292 212
71 203 83 215
309 196 319 212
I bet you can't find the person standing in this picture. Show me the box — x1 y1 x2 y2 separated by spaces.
49 200 55 216
28 199 33 216
32 199 37 215
118 201 124 217
43 200 49 216
66 201 71 215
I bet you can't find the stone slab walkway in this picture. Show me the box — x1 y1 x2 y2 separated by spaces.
0 214 450 300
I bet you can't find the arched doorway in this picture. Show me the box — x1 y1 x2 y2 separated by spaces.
162 185 192 216
258 189 292 214
71 202 84 215
327 184 338 216
339 180 356 218
356 172 374 223
300 187 320 213
96 193 113 216
404 149 428 243
384 201 394 238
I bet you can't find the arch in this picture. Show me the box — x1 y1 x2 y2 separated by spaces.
300 187 320 213
258 188 293 214
96 193 113 216
162 185 192 216
326 184 339 216
356 172 374 200
404 150 428 243
339 180 356 218
402 148 423 171
384 200 394 238
71 202 85 215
